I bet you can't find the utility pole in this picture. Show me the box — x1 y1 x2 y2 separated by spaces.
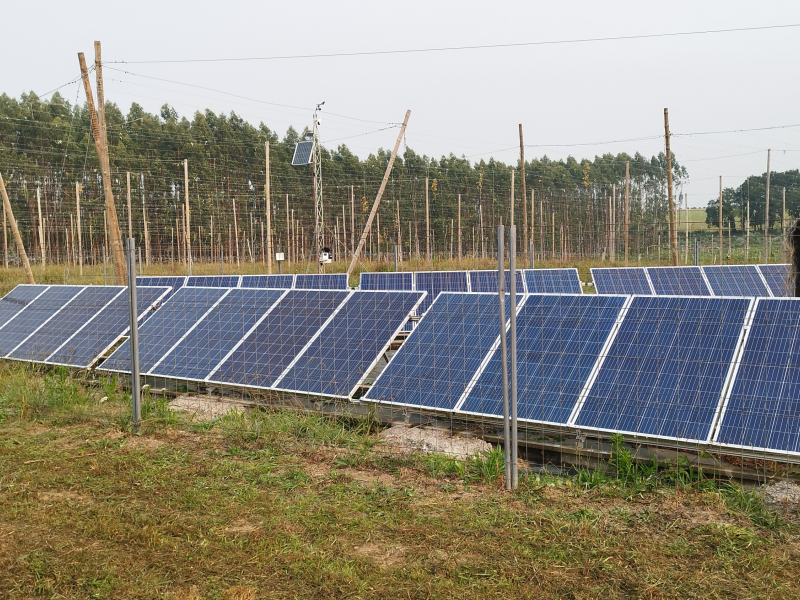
350 185 355 258
519 124 527 264
347 110 411 277
126 172 133 239
265 141 272 273
782 186 786 240
184 159 191 275
0 174 34 283
78 43 126 284
764 149 771 264
457 193 462 265
664 108 678 266
625 161 630 266
425 177 430 262
685 192 689 265
719 176 723 264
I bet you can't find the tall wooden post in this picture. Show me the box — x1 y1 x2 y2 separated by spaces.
3 200 7 269
126 171 133 238
685 192 689 265
783 186 786 239
719 176 723 264
183 159 191 274
664 108 679 266
36 185 45 270
510 170 515 227
457 193 462 265
519 124 527 264
233 198 240 266
347 110 411 277
425 177 431 262
765 149 771 264
265 141 272 273
76 183 83 276
350 185 355 257
530 189 535 261
0 174 34 282
625 161 630 266
611 183 616 263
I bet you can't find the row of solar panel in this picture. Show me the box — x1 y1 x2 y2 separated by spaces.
362 292 800 458
137 273 349 291
0 283 426 400
592 264 790 297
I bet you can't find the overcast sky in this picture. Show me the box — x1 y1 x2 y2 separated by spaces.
5 0 800 207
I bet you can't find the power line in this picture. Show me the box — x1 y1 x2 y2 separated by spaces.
109 23 800 64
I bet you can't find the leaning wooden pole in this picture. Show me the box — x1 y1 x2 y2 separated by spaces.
347 110 411 277
0 173 34 283
78 45 126 283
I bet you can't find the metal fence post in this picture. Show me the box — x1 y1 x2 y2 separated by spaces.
694 237 699 266
509 225 518 489
497 225 511 489
126 238 141 430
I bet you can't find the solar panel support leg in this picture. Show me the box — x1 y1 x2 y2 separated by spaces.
497 226 511 490
126 238 141 431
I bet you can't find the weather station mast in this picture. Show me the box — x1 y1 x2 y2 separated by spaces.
291 102 329 272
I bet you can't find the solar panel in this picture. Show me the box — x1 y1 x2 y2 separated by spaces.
207 290 351 388
469 270 526 294
240 274 295 289
148 288 286 381
364 293 508 411
8 286 124 362
646 266 711 296
0 285 50 329
758 264 790 297
458 294 628 425
524 269 582 294
274 290 424 398
702 265 769 297
294 273 348 289
0 286 85 356
713 298 800 456
47 286 171 368
572 296 751 442
291 140 314 166
359 272 414 291
414 271 470 315
99 287 230 373
186 275 241 288
591 268 653 295
137 276 186 289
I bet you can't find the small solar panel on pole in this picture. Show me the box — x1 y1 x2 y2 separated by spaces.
126 238 141 431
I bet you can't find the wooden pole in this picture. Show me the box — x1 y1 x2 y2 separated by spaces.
183 159 191 274
457 193 462 265
342 204 347 259
663 108 679 266
625 162 630 266
347 110 411 277
519 124 527 264
765 149 771 264
425 177 431 262
79 43 126 283
286 194 290 264
530 189 535 262
685 192 689 265
510 170 515 227
265 141 272 273
233 198 240 266
719 176 723 264
0 174 34 282
479 203 485 258
783 186 786 239
396 198 402 265
126 171 133 239
350 185 355 257
3 200 7 269
611 184 616 263
36 185 45 271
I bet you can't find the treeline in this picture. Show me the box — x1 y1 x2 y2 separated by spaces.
0 90 693 264
705 172 800 232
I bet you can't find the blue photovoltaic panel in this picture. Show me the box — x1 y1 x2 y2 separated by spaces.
208 290 350 388
365 293 508 411
0 285 49 329
0 286 85 356
469 270 526 294
100 287 229 373
524 269 582 294
149 288 285 381
715 299 800 455
592 268 652 295
415 271 469 315
276 291 423 397
574 296 750 441
241 274 295 289
187 275 240 288
703 265 769 297
646 266 711 296
137 276 186 289
759 264 790 297
47 287 171 368
291 140 314 166
360 272 414 291
8 286 123 362
294 273 348 290
459 294 627 425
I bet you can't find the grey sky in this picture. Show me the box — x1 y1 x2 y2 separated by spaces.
6 0 800 207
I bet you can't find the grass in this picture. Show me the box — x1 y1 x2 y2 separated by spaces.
0 365 799 599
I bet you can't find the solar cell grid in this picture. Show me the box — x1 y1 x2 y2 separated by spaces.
364 292 508 411
100 287 230 373
469 270 526 294
646 266 711 296
0 285 50 330
149 288 286 381
591 268 653 295
359 272 414 291
240 274 295 289
458 294 627 425
291 140 314 165
275 290 424 398
572 296 751 442
0 286 85 356
524 269 582 294
8 286 123 362
47 286 171 368
414 271 470 315
294 273 348 290
137 276 186 289
758 264 790 297
702 265 769 297
714 298 800 455
207 289 350 388
187 275 241 288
